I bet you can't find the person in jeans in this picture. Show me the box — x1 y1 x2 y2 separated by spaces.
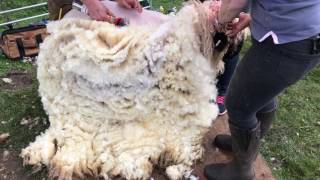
204 0 320 179
215 4 249 116
216 39 243 115
48 0 142 21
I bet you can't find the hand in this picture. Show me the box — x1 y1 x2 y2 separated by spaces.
117 0 143 13
226 12 251 37
214 21 226 33
83 0 115 22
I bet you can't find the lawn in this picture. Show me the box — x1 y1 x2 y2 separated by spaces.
1 1 320 179
261 67 320 179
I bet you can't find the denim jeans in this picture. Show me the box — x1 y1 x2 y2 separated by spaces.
226 37 320 129
217 54 239 97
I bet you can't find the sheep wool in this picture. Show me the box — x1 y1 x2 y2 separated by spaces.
21 2 228 179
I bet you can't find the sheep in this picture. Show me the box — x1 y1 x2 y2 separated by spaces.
21 1 245 179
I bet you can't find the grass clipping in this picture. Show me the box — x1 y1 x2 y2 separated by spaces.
21 1 231 179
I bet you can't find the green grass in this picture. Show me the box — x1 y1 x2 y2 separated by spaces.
261 68 320 179
151 0 184 12
0 55 48 150
0 0 47 31
0 0 179 31
1 1 320 179
0 58 33 76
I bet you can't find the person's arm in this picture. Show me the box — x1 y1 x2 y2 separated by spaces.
117 0 142 13
218 0 251 37
82 0 115 22
82 0 142 22
218 0 248 24
226 12 251 37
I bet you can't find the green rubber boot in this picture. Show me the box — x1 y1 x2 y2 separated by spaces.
213 110 275 151
204 122 260 180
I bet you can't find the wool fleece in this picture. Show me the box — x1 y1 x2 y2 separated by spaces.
21 1 232 179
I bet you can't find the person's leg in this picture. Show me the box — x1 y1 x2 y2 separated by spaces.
205 37 320 180
256 98 277 137
216 54 239 115
217 54 239 97
48 0 73 20
214 98 277 151
226 38 319 130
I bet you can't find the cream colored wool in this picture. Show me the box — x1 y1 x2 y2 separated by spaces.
21 2 233 180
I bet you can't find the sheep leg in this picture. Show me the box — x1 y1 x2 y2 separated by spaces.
21 129 56 169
